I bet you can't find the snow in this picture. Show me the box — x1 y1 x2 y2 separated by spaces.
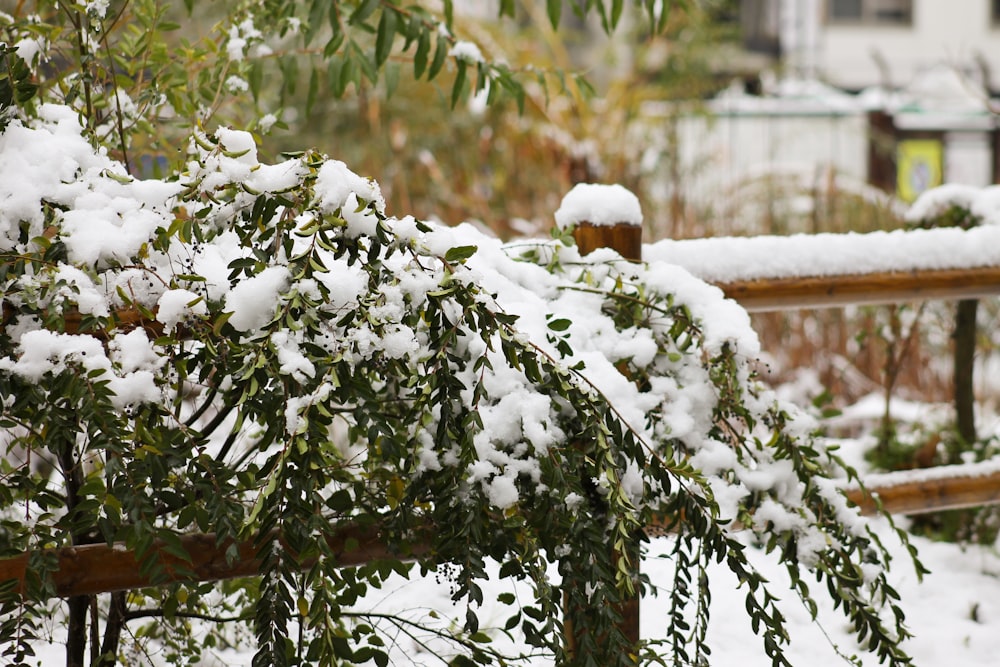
52 264 109 317
271 330 316 382
449 40 485 63
905 183 1000 223
853 455 1000 490
315 159 386 214
108 329 164 374
554 182 643 228
0 104 180 261
645 224 1000 284
224 265 291 332
703 68 993 119
156 288 207 331
0 329 109 382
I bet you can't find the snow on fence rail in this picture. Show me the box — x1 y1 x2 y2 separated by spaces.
646 223 1000 311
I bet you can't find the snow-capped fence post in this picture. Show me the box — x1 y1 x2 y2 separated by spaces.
556 183 644 262
555 184 644 659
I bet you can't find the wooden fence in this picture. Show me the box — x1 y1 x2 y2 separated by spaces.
4 222 1000 647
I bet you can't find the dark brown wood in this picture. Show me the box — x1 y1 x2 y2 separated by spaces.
570 217 642 661
954 299 979 446
0 303 165 340
573 222 643 261
844 466 1000 516
0 523 427 600
719 266 1000 312
866 110 896 194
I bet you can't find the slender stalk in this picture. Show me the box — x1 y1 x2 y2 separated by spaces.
56 425 90 667
954 298 978 448
98 591 128 666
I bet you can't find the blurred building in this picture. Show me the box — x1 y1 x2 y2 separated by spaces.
741 0 1000 93
649 0 1000 230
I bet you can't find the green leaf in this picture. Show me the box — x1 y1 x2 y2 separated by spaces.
499 0 516 18
385 62 400 98
375 8 397 67
658 0 672 32
351 41 378 83
212 311 233 336
304 0 328 45
451 60 467 108
248 61 264 100
498 559 521 578
428 35 448 81
157 531 193 564
611 0 625 29
444 245 477 263
443 0 454 29
279 54 299 97
546 0 562 28
324 28 346 58
328 57 347 97
349 0 379 25
547 318 572 332
414 30 430 79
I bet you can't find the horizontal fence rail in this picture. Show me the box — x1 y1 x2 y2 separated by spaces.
0 523 429 599
8 266 1000 330
4 464 1000 600
718 265 1000 312
844 465 1000 516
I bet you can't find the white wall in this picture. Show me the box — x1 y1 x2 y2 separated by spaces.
671 110 870 232
818 0 1000 90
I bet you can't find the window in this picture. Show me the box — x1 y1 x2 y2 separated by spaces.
994 0 1000 23
828 0 912 24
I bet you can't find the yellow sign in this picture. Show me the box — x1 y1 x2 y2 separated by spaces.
897 139 942 203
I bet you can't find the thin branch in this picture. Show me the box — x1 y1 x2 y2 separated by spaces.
123 608 252 624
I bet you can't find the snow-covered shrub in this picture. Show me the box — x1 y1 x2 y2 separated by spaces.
0 104 925 666
0 2 924 666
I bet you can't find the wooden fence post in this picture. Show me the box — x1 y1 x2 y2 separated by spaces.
573 221 643 261
558 183 644 662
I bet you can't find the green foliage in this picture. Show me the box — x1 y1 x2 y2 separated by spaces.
0 45 37 130
0 0 684 176
907 203 982 231
0 2 925 666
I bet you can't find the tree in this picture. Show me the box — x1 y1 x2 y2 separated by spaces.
2 2 921 666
